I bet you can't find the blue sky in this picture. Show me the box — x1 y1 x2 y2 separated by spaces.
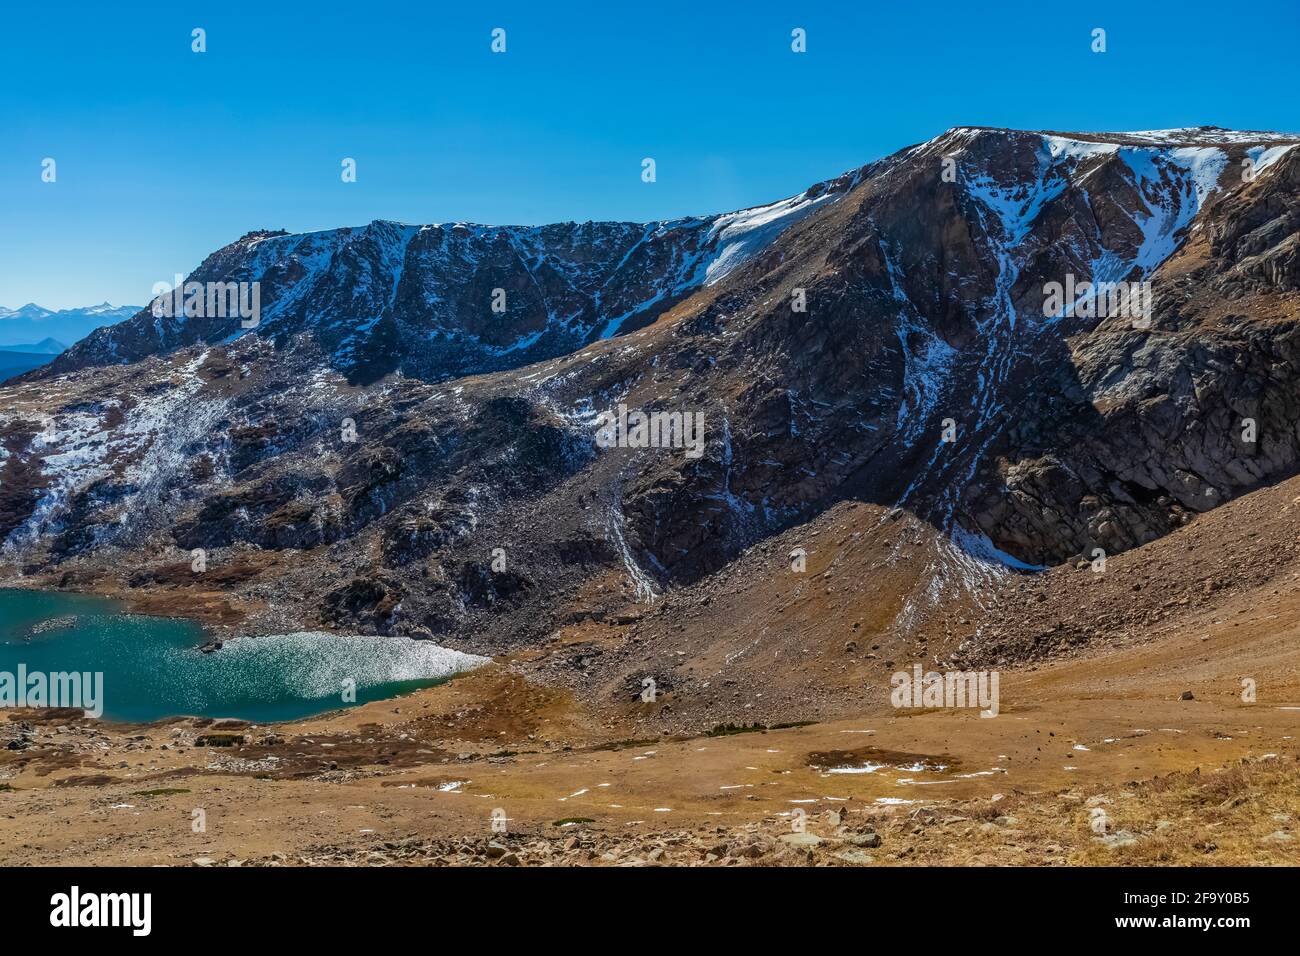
2 0 1297 312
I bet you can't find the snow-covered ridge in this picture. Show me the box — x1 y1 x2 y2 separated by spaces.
247 187 837 302
942 125 1300 148
920 127 1298 198
88 175 859 374
1104 127 1300 146
952 127 1296 291
238 177 842 293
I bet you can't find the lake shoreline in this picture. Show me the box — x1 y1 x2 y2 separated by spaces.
0 571 250 630
0 588 490 724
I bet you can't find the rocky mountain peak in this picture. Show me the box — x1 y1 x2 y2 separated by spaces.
47 171 861 385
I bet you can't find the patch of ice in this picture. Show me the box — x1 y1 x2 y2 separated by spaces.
951 525 1045 572
824 762 887 775
702 190 836 286
209 632 488 699
1246 144 1297 177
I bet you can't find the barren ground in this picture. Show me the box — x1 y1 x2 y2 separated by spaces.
1 588 1297 865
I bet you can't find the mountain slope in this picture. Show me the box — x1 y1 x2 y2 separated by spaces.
0 351 55 381
3 338 67 355
3 126 1300 706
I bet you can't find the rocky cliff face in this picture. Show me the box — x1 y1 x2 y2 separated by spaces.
49 174 856 385
4 126 1300 667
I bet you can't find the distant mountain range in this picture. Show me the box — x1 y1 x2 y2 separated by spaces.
0 345 62 381
4 337 67 354
0 302 139 349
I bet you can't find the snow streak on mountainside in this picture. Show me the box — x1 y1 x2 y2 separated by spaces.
869 126 1284 625
895 127 1260 533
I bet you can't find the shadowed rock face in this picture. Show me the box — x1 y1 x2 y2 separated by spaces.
596 128 1300 574
4 126 1300 649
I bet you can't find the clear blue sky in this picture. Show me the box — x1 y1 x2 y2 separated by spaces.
2 0 1296 311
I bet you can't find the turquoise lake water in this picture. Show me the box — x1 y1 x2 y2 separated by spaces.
0 588 487 723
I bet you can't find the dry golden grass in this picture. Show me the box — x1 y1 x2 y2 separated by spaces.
896 756 1300 866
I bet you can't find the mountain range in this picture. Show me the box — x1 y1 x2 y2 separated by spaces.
3 124 1300 727
0 302 138 349
0 338 69 382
